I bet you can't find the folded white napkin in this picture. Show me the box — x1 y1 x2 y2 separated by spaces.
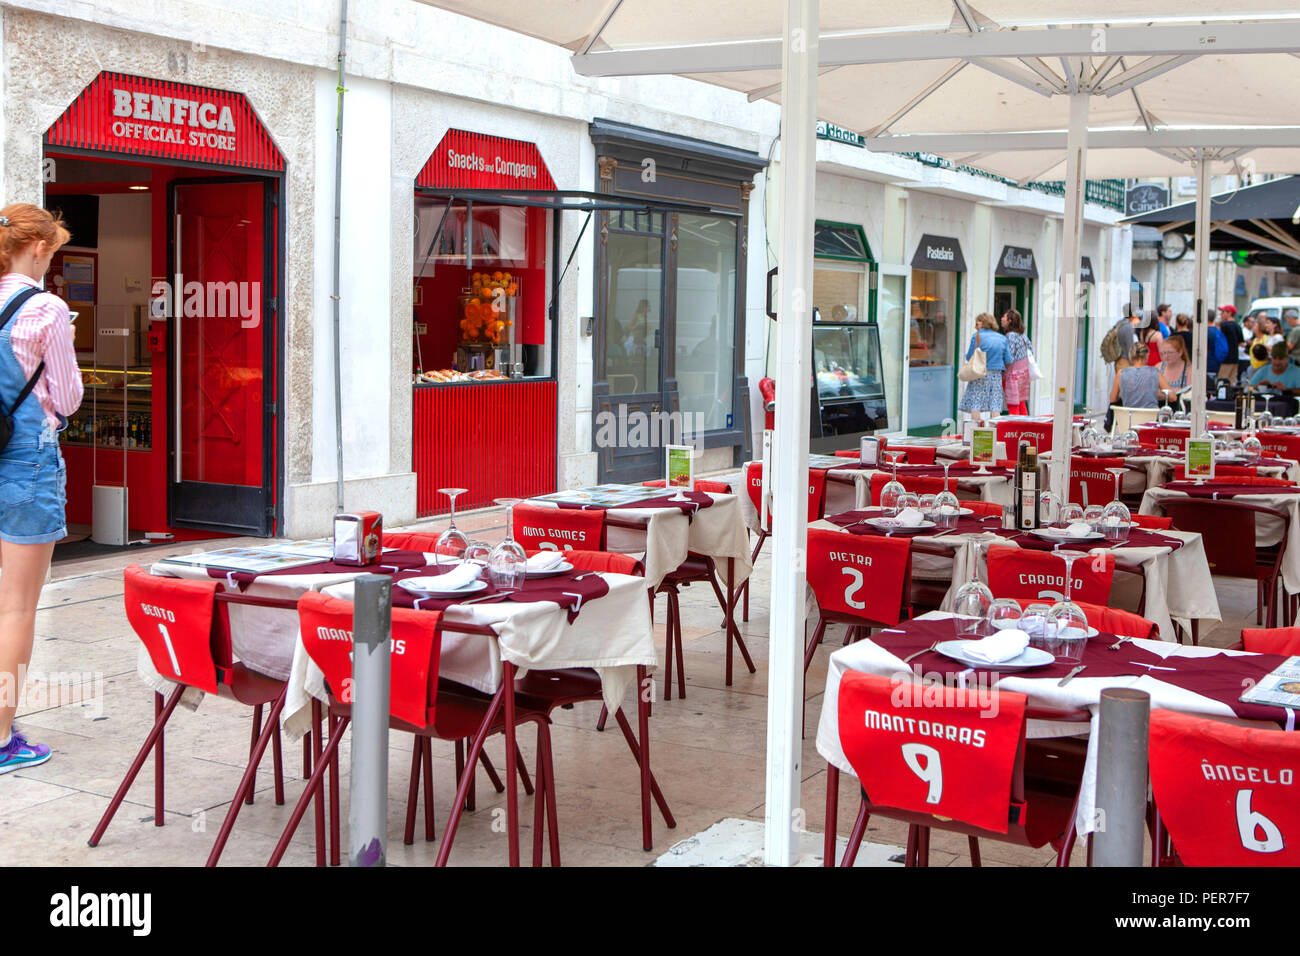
526 550 566 571
895 507 925 526
961 628 1030 663
1052 521 1094 537
430 562 480 590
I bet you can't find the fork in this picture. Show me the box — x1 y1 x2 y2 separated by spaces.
901 642 939 664
1108 635 1135 651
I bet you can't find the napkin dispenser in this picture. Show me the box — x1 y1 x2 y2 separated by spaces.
333 511 383 566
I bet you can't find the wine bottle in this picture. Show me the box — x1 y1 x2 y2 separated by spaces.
1235 385 1246 430
1012 441 1025 528
1020 442 1040 530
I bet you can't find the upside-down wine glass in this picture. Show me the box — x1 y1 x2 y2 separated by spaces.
435 488 469 567
1102 467 1132 542
952 536 994 638
1046 550 1090 662
488 498 527 590
880 451 907 515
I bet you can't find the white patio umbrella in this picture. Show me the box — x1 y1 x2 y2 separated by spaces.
417 0 1300 864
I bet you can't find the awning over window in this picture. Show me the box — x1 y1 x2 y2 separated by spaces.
995 245 1038 279
911 234 966 272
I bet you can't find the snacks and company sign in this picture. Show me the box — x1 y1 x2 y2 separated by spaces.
815 121 865 148
995 245 1038 279
45 72 284 172
417 129 556 191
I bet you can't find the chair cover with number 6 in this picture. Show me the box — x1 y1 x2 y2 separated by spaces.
1150 709 1300 866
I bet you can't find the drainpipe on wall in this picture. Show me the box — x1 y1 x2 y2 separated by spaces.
332 0 349 514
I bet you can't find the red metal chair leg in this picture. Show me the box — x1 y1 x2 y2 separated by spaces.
206 686 287 867
154 691 165 826
247 704 263 806
267 716 349 867
917 827 931 866
272 721 285 806
303 734 311 779
328 713 342 866
611 706 675 827
89 685 184 847
311 700 325 867
905 824 918 866
532 726 547 868
516 742 534 796
673 592 686 699
803 617 829 674
967 836 981 866
595 704 608 732
824 763 839 867
404 743 422 845
541 722 560 866
478 748 505 793
840 801 870 867
422 738 436 841
636 665 652 850
435 686 506 867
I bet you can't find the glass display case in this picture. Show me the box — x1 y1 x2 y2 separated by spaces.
61 367 153 450
810 323 889 451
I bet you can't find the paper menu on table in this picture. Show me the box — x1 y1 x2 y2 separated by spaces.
155 548 325 574
1186 439 1215 479
1239 656 1300 709
532 484 671 507
808 453 851 469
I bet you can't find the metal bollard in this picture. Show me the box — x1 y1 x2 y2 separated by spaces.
1092 687 1150 867
349 574 391 867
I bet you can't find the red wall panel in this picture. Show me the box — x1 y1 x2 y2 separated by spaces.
413 381 557 517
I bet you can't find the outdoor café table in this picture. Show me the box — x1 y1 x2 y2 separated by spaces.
812 511 1219 643
814 611 1294 858
832 461 1018 509
526 486 752 593
1142 481 1300 595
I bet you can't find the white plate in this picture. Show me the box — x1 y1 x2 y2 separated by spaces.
397 577 487 598
524 561 574 578
864 517 936 533
934 640 1055 671
1029 528 1106 542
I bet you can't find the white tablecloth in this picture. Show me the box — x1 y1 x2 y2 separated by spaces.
137 560 657 740
1142 485 1300 593
815 612 1270 836
530 492 752 591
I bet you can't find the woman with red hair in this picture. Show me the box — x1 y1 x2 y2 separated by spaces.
0 203 82 775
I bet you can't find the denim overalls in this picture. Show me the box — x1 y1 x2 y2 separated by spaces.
0 289 67 544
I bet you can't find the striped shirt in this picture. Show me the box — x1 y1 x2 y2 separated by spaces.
0 273 83 428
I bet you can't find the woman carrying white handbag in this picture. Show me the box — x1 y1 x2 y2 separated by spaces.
959 312 1013 425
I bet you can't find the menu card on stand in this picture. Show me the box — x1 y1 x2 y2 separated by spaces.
860 435 880 466
1186 439 1215 481
665 444 694 501
971 428 996 464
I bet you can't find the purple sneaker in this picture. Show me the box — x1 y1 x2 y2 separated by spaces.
0 729 51 775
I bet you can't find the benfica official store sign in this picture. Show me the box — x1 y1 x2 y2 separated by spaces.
45 72 285 173
417 129 556 191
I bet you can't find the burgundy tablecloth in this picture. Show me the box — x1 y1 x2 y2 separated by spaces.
1163 481 1300 499
825 509 1002 538
1004 527 1185 553
388 563 610 623
207 549 430 590
556 489 716 518
881 463 1014 479
873 618 1287 723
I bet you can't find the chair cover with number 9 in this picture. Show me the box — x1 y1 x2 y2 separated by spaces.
837 672 1027 834
1149 709 1300 866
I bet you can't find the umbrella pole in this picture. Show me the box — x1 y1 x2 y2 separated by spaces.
764 0 818 868
1049 92 1089 505
1190 151 1211 437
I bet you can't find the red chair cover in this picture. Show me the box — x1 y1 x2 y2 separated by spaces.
642 478 730 494
806 528 911 625
1011 598 1157 641
1172 464 1257 480
996 419 1052 457
1131 514 1173 530
124 565 224 695
887 445 937 465
837 672 1026 834
1150 709 1300 866
868 471 945 505
1136 426 1186 453
986 545 1114 604
1069 456 1126 506
298 591 441 728
1241 626 1300 655
512 502 606 551
526 548 643 577
964 500 1004 517
383 531 442 553
1258 431 1300 462
745 461 825 524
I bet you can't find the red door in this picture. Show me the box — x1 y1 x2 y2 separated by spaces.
169 179 274 535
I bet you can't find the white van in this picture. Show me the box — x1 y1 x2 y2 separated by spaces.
1247 296 1300 323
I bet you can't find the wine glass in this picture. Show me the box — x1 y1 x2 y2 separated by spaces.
434 488 469 567
918 493 937 518
1156 405 1173 424
1119 429 1139 453
1059 502 1085 527
1039 490 1062 526
1227 439 1246 459
1083 504 1105 531
952 537 994 638
1080 426 1099 450
1284 416 1297 429
1046 550 1090 663
987 597 1023 631
894 491 921 525
1021 602 1053 641
1258 410 1275 430
879 452 906 514
488 498 527 590
464 539 491 566
1172 408 1190 425
1243 434 1263 460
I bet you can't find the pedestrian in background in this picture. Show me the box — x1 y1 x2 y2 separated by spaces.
959 312 1012 423
1001 308 1032 416
1217 305 1242 384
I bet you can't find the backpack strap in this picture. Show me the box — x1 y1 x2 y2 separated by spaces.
0 287 48 416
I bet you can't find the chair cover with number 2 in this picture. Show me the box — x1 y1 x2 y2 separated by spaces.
1149 709 1300 866
837 672 1027 833
806 529 911 626
512 503 606 552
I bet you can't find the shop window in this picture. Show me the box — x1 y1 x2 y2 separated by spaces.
909 269 958 430
412 198 552 381
675 214 737 430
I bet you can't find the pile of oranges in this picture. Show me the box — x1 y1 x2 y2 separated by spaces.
459 271 518 345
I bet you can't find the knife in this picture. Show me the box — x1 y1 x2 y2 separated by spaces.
1057 664 1086 687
